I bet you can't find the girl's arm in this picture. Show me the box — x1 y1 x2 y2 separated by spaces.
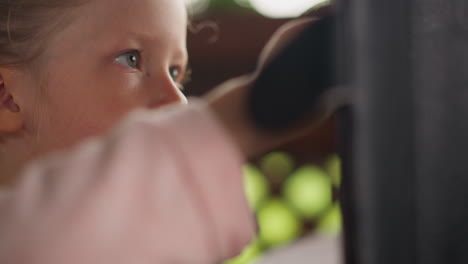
206 18 350 159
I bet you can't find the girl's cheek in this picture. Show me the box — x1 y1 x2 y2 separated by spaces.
96 64 144 101
114 75 144 105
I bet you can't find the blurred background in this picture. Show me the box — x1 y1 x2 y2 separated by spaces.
183 1 339 263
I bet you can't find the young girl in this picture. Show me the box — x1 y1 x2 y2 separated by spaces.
0 0 335 262
0 0 190 182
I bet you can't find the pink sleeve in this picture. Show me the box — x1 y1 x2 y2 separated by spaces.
0 100 254 264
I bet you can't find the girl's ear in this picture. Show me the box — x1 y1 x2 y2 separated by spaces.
0 69 24 133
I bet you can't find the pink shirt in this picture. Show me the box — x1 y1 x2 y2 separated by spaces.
0 100 255 263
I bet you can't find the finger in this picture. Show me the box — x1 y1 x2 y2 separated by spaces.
257 18 317 71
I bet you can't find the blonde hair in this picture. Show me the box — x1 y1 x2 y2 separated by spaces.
0 0 86 67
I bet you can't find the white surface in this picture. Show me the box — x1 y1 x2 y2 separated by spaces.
256 234 342 264
248 0 328 18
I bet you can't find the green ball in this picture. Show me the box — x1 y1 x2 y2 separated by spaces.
316 204 342 235
325 154 342 187
243 165 270 210
283 165 332 219
259 152 295 183
257 199 302 247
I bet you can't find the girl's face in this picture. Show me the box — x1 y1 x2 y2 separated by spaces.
1 0 188 179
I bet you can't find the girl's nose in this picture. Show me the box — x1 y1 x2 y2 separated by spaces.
146 76 187 109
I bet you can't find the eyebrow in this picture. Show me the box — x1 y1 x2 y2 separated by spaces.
117 30 188 60
124 30 164 44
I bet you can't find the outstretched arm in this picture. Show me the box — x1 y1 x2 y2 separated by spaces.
206 17 351 158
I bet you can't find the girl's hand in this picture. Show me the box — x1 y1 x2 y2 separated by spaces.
0 102 254 264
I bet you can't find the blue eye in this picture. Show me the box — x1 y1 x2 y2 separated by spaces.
169 66 181 81
115 50 140 69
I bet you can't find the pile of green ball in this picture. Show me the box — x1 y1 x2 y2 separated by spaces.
225 152 342 264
